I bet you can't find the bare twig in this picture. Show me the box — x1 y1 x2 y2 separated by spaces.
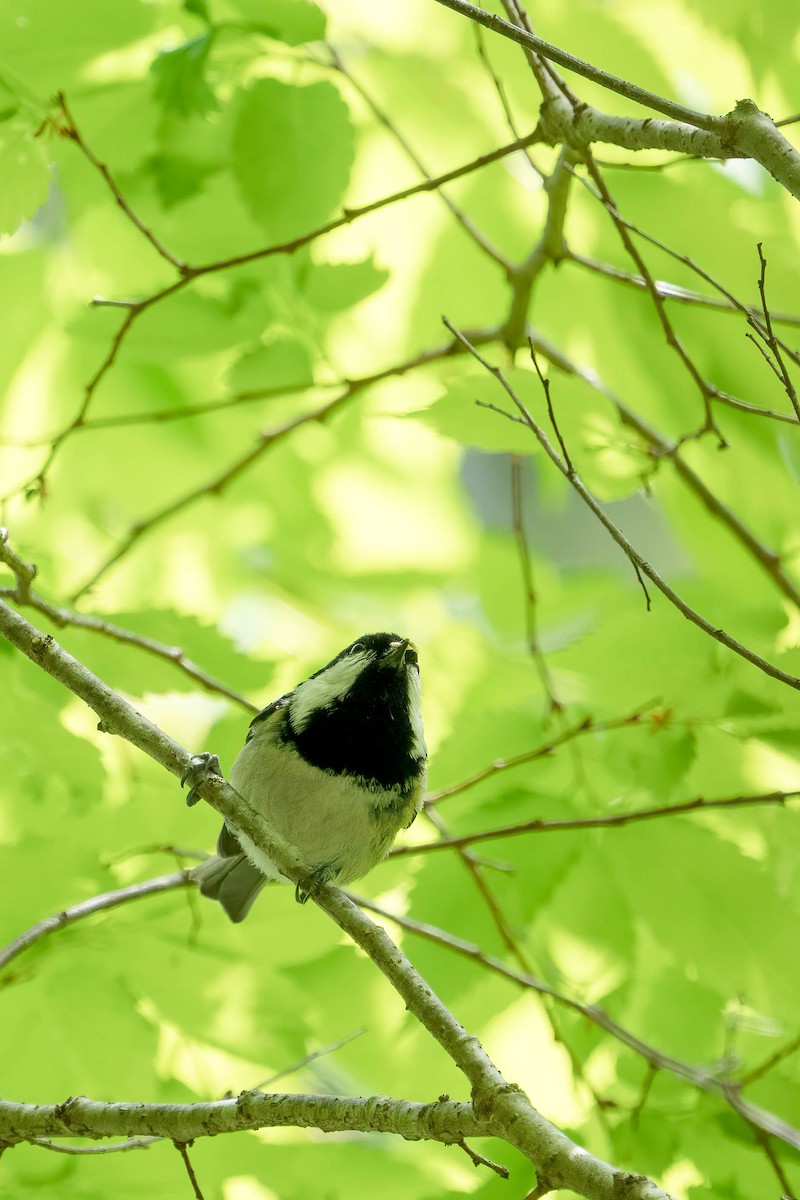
454 1137 510 1177
510 456 562 712
326 43 511 270
393 791 799 858
423 705 652 807
527 339 573 470
30 1136 163 1155
444 321 800 693
351 895 800 1153
527 329 800 612
67 328 499 601
747 244 800 419
568 251 800 333
0 529 257 712
253 1030 367 1091
0 873 193 976
471 22 544 179
753 1129 797 1197
56 94 187 273
740 1032 800 1089
582 156 725 443
174 1141 206 1200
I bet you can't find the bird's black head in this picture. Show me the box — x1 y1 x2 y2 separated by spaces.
284 633 425 791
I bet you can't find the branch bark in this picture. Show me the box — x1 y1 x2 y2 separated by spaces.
0 597 675 1200
431 0 800 199
0 1094 487 1147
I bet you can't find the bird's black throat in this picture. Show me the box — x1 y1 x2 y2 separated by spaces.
285 664 422 792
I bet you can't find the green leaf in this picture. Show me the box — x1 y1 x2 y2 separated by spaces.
145 152 220 208
232 78 354 240
228 0 326 44
415 370 536 452
0 122 49 235
224 330 314 393
184 0 210 19
150 33 219 118
304 257 390 312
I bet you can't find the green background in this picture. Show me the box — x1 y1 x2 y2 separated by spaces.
1 0 800 1196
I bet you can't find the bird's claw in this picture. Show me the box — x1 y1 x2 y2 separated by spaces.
182 752 221 807
295 863 336 905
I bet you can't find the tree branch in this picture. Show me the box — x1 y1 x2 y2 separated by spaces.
0 529 257 712
0 598 674 1200
445 320 800 694
354 895 800 1154
0 1093 488 1147
430 0 800 199
0 872 193 977
431 0 721 129
392 791 799 857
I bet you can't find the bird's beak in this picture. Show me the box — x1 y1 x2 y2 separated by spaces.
383 639 410 669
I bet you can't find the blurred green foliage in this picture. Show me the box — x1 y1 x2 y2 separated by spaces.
1 1 800 1198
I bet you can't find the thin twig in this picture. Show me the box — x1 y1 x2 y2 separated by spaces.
0 529 257 712
753 1128 796 1197
739 1032 800 1089
422 705 652 807
174 1141 206 1200
31 1136 163 1155
393 791 798 858
748 243 800 419
527 328 800 612
455 1137 510 1177
510 456 562 712
67 329 499 601
0 873 193 975
582 156 724 444
326 43 511 270
253 1029 367 1091
471 23 544 179
528 339 573 471
350 894 800 1153
57 94 187 273
444 320 800 693
568 251 800 332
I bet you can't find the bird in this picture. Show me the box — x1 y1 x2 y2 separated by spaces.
185 633 426 922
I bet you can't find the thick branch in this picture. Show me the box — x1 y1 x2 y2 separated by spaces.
432 0 800 199
0 599 674 1200
0 1093 486 1146
432 0 720 129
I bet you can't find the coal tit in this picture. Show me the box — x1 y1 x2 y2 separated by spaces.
190 633 426 922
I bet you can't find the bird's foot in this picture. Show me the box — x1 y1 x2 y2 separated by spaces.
181 752 221 807
295 863 336 905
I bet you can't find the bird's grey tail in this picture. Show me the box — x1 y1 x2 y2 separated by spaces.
191 853 268 923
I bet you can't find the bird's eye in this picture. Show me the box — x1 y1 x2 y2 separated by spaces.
349 642 365 655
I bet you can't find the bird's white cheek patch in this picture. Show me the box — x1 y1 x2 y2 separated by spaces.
407 667 426 758
289 651 370 732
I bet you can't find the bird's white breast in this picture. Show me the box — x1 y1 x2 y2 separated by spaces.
229 720 418 886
